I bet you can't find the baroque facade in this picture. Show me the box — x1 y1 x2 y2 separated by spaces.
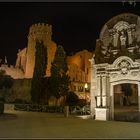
0 23 92 101
90 13 140 121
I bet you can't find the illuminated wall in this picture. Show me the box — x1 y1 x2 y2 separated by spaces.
15 48 27 72
67 50 93 82
24 23 57 78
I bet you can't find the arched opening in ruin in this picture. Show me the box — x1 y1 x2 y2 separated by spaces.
113 83 139 122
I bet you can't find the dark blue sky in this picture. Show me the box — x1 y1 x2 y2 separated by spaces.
0 2 139 65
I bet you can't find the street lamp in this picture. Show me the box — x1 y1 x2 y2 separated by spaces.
84 83 88 102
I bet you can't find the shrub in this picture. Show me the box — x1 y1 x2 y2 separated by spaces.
0 99 4 114
65 91 79 106
77 99 87 107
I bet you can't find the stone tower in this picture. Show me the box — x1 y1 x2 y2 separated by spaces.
25 23 57 78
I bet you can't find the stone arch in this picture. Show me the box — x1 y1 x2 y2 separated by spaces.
113 21 129 31
110 80 140 120
100 13 138 40
112 56 135 68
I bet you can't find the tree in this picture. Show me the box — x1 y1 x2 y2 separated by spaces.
50 45 70 105
30 40 47 104
0 70 13 90
0 70 13 114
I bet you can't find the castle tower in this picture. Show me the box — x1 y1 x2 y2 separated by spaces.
25 23 57 78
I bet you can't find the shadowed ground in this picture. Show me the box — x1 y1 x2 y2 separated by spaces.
114 105 140 122
0 110 140 138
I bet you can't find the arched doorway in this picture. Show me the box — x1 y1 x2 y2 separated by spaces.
114 83 139 122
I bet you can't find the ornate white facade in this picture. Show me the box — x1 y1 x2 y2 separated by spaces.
90 13 140 120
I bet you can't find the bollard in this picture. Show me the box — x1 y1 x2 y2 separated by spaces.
64 106 69 117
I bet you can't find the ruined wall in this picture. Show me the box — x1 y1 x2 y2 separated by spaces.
68 63 86 82
15 48 27 72
0 64 24 79
67 50 93 82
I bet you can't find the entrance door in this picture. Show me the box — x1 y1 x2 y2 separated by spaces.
114 83 139 122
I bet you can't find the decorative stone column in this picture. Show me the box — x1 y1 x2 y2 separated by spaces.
127 28 132 45
113 32 119 47
95 71 109 121
110 83 114 120
102 76 107 107
138 82 140 111
96 75 101 107
89 57 96 118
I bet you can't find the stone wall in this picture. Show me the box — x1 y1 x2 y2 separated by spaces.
67 50 93 82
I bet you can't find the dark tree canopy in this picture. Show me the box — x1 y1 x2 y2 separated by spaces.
51 45 68 76
0 70 13 114
65 91 79 106
30 40 47 103
50 45 70 100
0 70 13 90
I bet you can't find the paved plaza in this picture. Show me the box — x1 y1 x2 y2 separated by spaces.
0 110 140 138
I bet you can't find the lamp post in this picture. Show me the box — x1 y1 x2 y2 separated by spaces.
84 83 88 103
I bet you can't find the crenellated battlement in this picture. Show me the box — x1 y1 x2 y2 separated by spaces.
29 23 52 41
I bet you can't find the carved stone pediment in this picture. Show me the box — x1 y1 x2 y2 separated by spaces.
95 13 140 65
118 60 130 75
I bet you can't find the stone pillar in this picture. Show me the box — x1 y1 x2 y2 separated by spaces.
97 76 101 96
96 76 101 107
127 29 132 45
97 96 101 107
138 82 140 111
89 58 97 118
102 76 106 96
113 32 119 47
102 76 106 107
95 73 109 121
102 96 106 107
106 74 110 107
100 75 103 107
110 84 114 120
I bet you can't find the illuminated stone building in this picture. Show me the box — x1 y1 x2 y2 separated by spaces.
67 50 92 101
16 23 57 78
0 23 92 101
90 13 140 121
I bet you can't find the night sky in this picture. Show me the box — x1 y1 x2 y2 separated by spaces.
0 2 139 65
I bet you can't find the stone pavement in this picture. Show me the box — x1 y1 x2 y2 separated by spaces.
0 110 140 138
